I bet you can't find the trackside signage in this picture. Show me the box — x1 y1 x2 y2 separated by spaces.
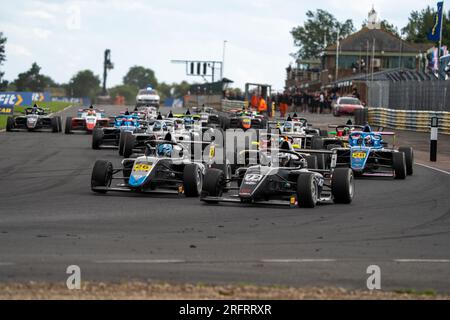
0 92 33 115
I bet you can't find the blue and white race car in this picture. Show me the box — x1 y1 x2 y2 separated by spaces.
91 141 205 197
333 127 414 179
92 114 144 150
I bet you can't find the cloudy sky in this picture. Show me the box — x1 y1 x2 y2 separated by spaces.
0 0 439 90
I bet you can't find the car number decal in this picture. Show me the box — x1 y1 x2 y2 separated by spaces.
133 164 152 172
352 152 366 159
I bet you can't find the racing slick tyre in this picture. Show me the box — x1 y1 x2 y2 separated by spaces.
123 133 136 158
51 117 59 133
202 169 225 203
55 116 62 132
399 147 414 176
393 152 407 180
91 160 113 193
6 116 14 132
221 116 230 130
65 117 73 134
211 163 232 188
118 131 129 156
316 154 326 170
183 164 203 197
92 128 104 150
331 168 354 204
311 137 324 150
123 161 133 184
305 155 318 170
297 173 318 208
320 129 329 137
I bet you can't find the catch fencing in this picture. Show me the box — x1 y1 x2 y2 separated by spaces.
367 81 450 111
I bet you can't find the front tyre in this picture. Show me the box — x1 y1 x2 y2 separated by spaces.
202 169 225 203
393 152 407 180
91 160 113 193
332 168 354 204
399 147 414 176
183 164 203 197
123 133 136 158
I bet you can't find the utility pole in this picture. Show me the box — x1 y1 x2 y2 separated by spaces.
371 38 376 82
335 29 340 81
222 40 227 80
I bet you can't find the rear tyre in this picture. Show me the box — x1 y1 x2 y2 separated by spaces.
51 117 59 133
56 116 62 132
304 155 318 170
6 117 14 132
65 117 72 134
118 131 129 156
311 136 324 150
92 128 103 150
399 147 414 176
319 129 328 137
332 168 354 204
123 133 136 158
297 173 318 208
393 152 407 180
202 169 225 203
91 160 113 193
183 164 203 197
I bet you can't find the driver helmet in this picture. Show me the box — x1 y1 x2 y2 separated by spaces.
157 143 173 157
184 117 194 128
284 122 293 132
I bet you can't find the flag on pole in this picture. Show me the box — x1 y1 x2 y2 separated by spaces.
427 2 444 42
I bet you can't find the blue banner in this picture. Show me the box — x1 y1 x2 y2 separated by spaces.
428 2 444 42
0 92 33 115
32 92 51 102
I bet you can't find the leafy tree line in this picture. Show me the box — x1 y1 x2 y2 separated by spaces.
292 6 450 60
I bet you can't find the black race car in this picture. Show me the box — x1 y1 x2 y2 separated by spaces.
201 148 354 208
6 107 61 133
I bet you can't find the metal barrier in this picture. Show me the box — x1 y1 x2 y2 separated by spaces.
368 107 450 135
221 99 245 112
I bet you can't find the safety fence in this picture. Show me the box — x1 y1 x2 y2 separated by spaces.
368 107 450 135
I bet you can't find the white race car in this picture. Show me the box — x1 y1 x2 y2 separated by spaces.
136 88 160 109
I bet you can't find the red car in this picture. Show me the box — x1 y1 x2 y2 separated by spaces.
332 97 365 117
65 108 111 134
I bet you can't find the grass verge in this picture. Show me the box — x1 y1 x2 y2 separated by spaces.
0 282 448 300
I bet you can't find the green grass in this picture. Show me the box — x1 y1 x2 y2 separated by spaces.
0 101 75 130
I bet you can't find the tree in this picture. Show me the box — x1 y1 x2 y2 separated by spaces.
109 84 138 105
67 70 101 101
291 9 355 59
402 6 450 45
13 62 55 91
123 66 158 89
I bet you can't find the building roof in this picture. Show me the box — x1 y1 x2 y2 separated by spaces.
326 27 432 54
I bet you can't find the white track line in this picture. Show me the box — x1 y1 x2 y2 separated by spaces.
94 259 185 264
0 262 14 266
416 163 450 175
261 259 336 263
394 259 450 263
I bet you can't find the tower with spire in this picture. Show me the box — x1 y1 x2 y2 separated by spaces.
367 5 381 30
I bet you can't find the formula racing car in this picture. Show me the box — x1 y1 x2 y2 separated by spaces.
91 141 206 197
65 107 110 134
6 106 62 133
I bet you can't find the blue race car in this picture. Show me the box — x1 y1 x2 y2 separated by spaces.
333 127 414 179
92 115 144 150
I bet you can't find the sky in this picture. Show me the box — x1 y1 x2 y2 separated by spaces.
0 0 440 91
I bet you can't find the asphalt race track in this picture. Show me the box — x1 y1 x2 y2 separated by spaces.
1 105 450 293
